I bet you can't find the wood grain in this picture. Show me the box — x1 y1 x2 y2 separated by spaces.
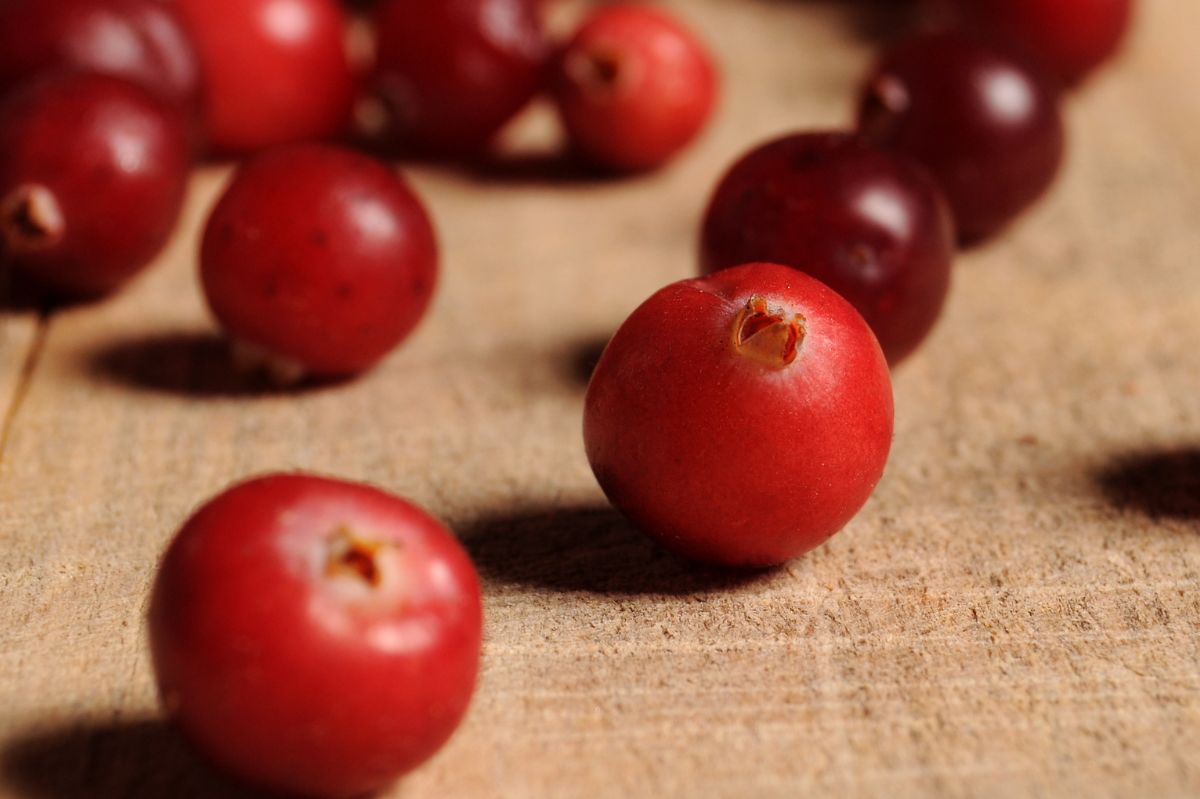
1 1 1198 797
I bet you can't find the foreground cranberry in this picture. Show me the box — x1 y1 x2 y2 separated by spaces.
0 73 190 297
951 0 1133 85
149 473 482 798
700 133 954 364
584 263 893 567
551 4 717 172
200 144 437 380
177 0 355 154
369 0 548 158
858 32 1064 243
0 0 201 113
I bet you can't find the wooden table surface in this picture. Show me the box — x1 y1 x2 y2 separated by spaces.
2 1 1199 797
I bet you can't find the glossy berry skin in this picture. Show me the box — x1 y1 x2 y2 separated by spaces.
584 263 893 567
201 145 437 380
369 0 548 158
700 133 954 365
0 73 190 297
177 0 355 154
951 0 1133 85
551 4 717 172
0 0 201 112
858 33 1065 243
149 473 483 798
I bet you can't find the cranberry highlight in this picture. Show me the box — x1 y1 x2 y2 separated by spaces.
149 473 483 798
550 4 718 172
584 263 894 568
701 132 954 364
0 72 191 297
857 32 1065 243
200 144 438 380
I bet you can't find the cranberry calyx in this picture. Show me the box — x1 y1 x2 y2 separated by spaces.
1 185 64 251
732 295 805 368
324 527 390 587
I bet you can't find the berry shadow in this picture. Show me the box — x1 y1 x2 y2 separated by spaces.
561 334 609 388
352 122 628 188
0 268 93 315
465 151 627 187
1094 447 1200 521
0 718 266 799
83 331 348 398
458 505 770 596
757 0 925 42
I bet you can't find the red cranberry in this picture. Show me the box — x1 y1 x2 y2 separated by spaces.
858 32 1065 243
200 144 437 380
149 473 482 798
369 0 548 158
700 132 954 364
584 263 893 567
0 72 190 297
177 0 355 154
951 0 1133 85
550 4 718 172
0 0 201 113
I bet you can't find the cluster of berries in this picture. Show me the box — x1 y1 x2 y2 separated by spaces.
0 0 1131 796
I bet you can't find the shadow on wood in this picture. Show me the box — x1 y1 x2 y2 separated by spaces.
0 268 92 314
561 334 609 388
83 332 349 398
0 719 265 799
466 151 626 187
1095 447 1200 520
459 504 770 595
751 0 924 42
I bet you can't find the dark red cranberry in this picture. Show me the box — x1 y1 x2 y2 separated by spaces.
0 72 191 297
550 4 717 172
0 0 201 114
951 0 1133 85
200 144 437 380
858 32 1065 243
177 0 355 154
368 0 548 158
700 133 954 364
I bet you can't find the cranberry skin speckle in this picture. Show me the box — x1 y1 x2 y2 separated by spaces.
952 0 1133 85
200 144 438 379
700 132 954 365
551 4 718 172
177 0 355 154
584 263 894 568
0 0 201 113
148 473 483 798
0 72 191 297
858 32 1065 243
369 0 548 158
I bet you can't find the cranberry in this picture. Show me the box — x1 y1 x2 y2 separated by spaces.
584 263 893 567
858 32 1065 243
0 0 201 113
950 0 1133 85
368 0 548 158
176 0 355 154
700 132 954 364
200 144 437 380
0 72 190 297
149 473 482 798
550 4 718 172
